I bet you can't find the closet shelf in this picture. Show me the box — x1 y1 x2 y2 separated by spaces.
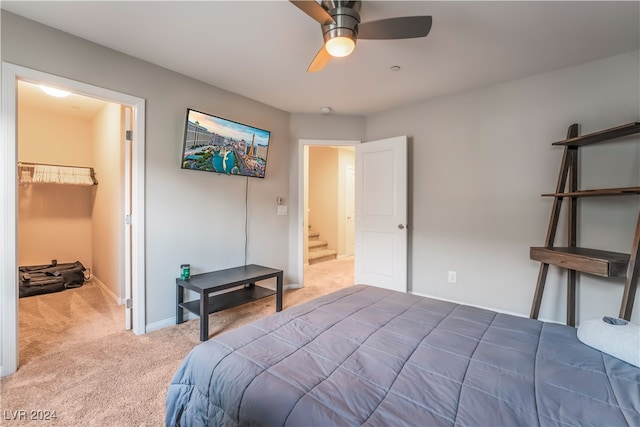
18 162 98 186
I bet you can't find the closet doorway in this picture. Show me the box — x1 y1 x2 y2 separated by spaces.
18 80 127 302
1 63 146 377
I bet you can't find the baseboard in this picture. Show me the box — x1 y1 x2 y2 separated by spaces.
91 275 123 305
146 312 198 333
410 291 563 325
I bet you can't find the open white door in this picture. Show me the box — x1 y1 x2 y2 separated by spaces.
354 136 408 292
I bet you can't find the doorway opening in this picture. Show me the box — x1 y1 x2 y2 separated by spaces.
299 139 359 290
1 63 146 377
17 80 125 365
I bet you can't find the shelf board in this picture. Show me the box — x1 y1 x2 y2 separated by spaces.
542 186 640 197
179 285 276 317
530 246 629 278
552 122 640 147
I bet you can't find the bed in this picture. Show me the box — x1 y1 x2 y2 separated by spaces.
166 284 640 426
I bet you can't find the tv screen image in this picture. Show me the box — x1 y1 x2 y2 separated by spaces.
181 108 271 178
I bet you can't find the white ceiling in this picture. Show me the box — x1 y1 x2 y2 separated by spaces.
18 80 112 120
3 1 639 116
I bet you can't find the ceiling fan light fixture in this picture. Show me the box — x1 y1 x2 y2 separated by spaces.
291 0 432 73
325 35 356 57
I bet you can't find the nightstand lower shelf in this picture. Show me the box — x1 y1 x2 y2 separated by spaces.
179 285 276 317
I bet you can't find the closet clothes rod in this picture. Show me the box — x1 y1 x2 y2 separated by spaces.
18 161 98 186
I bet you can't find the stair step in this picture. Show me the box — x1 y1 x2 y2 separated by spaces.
309 232 320 240
308 240 328 250
308 249 337 265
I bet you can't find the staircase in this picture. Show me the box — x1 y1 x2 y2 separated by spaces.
308 230 337 265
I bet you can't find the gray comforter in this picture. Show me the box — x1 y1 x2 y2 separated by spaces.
166 285 640 426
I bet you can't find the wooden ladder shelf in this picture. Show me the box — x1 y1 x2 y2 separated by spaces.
529 122 640 326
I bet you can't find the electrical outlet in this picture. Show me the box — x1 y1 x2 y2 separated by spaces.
448 271 457 283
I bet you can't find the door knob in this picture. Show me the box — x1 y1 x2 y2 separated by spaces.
398 224 405 230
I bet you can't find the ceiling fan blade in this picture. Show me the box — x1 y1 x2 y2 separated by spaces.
358 16 432 40
307 46 332 73
290 0 335 25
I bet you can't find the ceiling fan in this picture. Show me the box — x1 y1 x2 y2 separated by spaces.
290 0 432 72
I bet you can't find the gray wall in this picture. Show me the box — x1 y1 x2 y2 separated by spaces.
366 50 640 324
4 10 638 328
2 12 291 328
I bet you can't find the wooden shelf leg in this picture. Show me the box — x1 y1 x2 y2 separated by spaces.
566 146 578 327
530 263 549 319
567 270 576 327
619 211 640 320
530 125 578 321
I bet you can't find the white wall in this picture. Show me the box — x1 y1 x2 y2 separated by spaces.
17 101 94 269
2 12 291 327
17 91 123 299
308 146 339 252
366 50 640 324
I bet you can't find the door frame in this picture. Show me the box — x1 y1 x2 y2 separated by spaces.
345 165 356 257
1 62 146 377
297 139 359 286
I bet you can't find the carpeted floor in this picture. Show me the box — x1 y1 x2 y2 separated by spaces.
0 257 353 426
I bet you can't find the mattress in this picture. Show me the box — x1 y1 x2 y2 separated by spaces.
166 284 640 426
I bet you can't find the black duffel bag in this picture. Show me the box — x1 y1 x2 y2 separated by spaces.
19 260 87 298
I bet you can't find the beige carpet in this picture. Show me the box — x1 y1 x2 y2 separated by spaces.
1 257 353 426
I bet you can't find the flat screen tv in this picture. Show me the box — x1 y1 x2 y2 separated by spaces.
180 108 271 178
